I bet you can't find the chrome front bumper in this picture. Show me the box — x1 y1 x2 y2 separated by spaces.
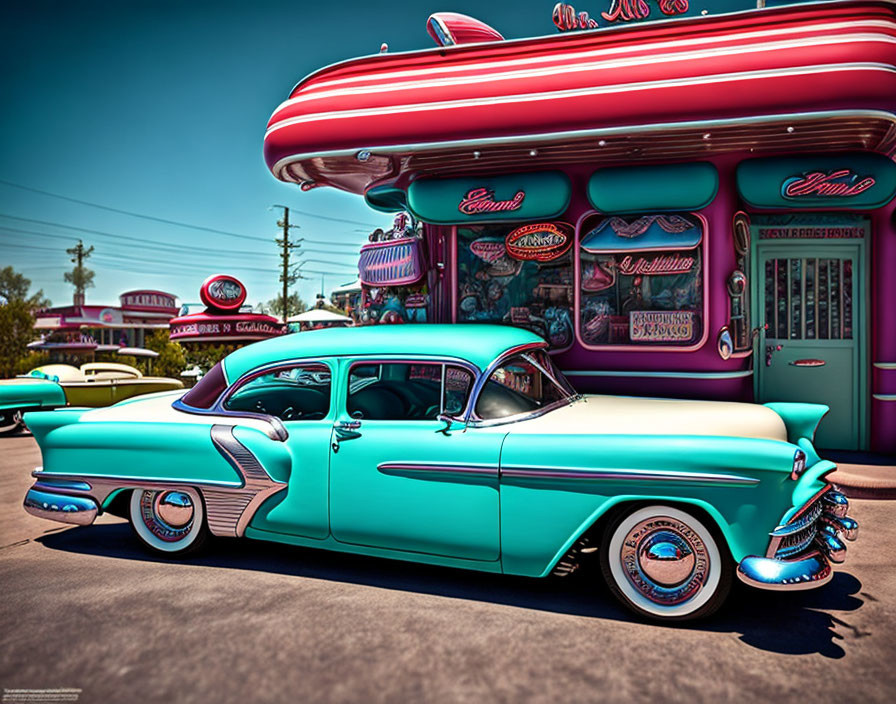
737 488 858 591
23 488 98 526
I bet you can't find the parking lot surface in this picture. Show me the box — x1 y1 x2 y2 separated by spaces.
2 434 895 703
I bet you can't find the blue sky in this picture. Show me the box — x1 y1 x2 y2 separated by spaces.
0 0 559 309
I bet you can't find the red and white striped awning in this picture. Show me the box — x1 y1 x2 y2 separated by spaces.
264 0 896 194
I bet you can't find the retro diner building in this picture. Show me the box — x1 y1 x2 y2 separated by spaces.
262 0 896 453
33 290 179 358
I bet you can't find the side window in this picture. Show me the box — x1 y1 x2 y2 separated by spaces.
224 363 331 421
475 351 572 420
347 362 474 421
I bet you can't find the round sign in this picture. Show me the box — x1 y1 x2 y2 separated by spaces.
505 222 573 262
200 274 247 312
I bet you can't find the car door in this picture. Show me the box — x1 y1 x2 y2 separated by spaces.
328 358 503 562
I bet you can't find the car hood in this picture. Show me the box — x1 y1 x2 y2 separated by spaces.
512 394 788 442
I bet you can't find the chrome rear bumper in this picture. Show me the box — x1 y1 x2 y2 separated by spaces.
737 488 858 591
23 488 98 526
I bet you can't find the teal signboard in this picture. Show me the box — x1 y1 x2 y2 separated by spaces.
587 162 718 214
737 153 896 210
407 171 572 224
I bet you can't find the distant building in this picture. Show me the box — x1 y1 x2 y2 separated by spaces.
32 289 179 360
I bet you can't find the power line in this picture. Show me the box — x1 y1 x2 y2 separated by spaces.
0 224 356 258
0 179 270 242
0 179 384 239
0 213 364 250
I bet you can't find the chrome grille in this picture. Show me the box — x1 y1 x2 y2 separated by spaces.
771 493 825 559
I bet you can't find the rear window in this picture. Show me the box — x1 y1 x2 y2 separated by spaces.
180 362 227 409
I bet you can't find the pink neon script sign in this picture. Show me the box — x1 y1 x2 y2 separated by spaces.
782 170 876 198
458 188 525 215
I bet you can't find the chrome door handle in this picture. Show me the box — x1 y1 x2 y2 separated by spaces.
789 359 826 367
333 421 362 451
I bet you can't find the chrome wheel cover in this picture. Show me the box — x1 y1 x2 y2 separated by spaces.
139 490 195 543
619 516 711 607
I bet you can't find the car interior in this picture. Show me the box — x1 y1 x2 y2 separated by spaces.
347 364 445 421
224 366 331 421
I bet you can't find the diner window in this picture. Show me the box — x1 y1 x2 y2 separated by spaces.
475 350 575 420
455 224 574 351
224 364 331 421
347 362 474 421
577 213 705 348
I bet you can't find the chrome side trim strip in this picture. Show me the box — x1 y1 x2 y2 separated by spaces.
872 362 896 370
207 425 287 538
377 462 498 477
562 370 753 379
500 466 760 485
872 394 896 401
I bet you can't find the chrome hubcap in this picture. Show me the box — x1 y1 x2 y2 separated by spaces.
621 517 710 605
140 490 195 542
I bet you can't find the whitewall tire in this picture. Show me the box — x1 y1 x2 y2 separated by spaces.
129 488 208 555
600 505 733 621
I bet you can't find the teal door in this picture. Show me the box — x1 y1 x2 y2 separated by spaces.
329 419 504 561
328 359 503 562
755 243 865 449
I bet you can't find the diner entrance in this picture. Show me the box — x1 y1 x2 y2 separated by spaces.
753 216 868 450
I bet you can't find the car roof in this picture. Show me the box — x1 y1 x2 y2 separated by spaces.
221 324 545 382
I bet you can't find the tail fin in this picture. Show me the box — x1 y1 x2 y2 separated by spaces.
24 409 89 447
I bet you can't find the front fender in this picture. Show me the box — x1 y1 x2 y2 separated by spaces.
498 433 799 577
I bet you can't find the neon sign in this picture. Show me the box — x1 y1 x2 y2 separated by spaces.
781 170 876 199
458 187 525 215
200 274 247 312
552 0 687 29
618 253 695 276
505 222 573 262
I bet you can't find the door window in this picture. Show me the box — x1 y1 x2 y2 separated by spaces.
346 362 474 421
764 257 853 340
224 363 331 421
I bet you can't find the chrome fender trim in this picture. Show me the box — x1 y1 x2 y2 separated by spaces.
737 551 832 591
206 424 287 538
23 489 98 526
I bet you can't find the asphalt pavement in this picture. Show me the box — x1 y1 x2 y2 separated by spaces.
2 434 895 704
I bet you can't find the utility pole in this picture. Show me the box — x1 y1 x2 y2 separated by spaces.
271 205 303 323
64 239 95 306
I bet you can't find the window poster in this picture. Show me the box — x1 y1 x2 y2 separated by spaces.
578 214 704 347
455 223 574 351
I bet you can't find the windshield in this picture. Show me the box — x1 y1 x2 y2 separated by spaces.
474 349 576 421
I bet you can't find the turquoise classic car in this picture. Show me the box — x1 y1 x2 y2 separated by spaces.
23 325 858 621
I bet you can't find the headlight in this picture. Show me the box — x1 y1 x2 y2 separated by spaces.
791 450 807 480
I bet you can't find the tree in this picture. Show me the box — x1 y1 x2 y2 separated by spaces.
64 240 95 302
266 293 307 319
0 299 37 377
0 267 51 376
143 329 187 379
0 266 50 309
